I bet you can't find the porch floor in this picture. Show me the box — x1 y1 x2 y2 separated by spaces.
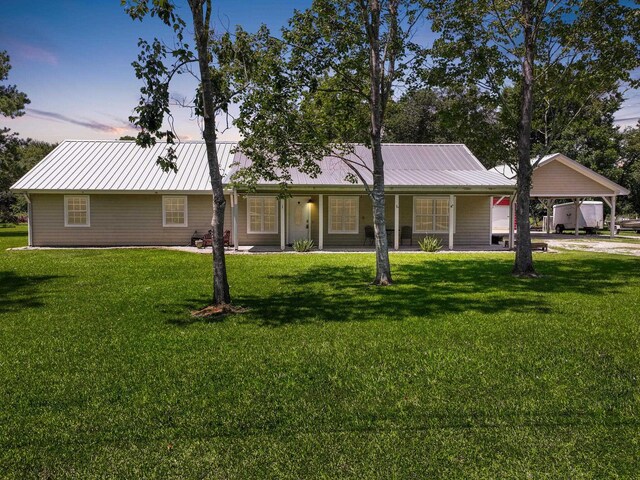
214 244 512 254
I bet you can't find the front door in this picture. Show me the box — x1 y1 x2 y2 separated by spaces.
288 197 310 243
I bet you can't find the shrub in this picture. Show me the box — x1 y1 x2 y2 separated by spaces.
418 235 442 252
293 238 315 252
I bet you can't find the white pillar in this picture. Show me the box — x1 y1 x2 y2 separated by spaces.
489 196 493 245
280 199 286 251
508 195 515 249
610 196 616 238
448 194 455 250
574 198 581 237
232 192 239 251
318 194 324 250
394 194 400 250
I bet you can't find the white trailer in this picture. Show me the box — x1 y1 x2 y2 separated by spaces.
552 201 603 234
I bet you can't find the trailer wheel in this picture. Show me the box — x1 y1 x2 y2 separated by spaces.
555 224 565 234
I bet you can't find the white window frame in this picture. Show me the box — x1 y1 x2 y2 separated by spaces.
413 196 449 234
328 196 359 234
162 195 188 227
247 196 279 234
64 195 90 227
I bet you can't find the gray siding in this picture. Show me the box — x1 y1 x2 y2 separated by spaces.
31 193 233 247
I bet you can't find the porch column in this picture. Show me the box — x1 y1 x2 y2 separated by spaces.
573 198 583 237
394 194 399 250
318 194 324 250
448 194 455 250
280 199 286 251
544 199 555 234
232 191 239 251
610 195 616 238
508 195 515 249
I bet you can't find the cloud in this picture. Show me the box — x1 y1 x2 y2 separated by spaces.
27 108 138 134
11 41 58 66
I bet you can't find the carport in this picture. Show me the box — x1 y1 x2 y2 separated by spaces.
494 153 630 243
530 154 629 238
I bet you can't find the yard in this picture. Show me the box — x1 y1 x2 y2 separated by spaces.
1 225 639 478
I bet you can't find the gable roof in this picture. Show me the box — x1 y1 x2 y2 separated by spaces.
12 140 515 193
11 140 238 193
231 144 515 189
491 153 629 196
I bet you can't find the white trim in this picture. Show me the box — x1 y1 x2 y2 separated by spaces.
280 199 285 250
246 196 279 234
394 194 400 250
162 195 188 227
64 195 90 227
328 196 359 234
318 194 324 249
413 196 450 234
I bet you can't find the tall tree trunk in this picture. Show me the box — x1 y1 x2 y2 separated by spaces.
513 0 538 277
190 0 232 304
371 140 392 285
366 0 392 286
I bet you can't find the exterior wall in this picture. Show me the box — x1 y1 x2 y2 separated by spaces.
233 193 492 248
31 193 230 247
532 161 615 197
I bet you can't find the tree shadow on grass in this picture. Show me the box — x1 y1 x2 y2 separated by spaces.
231 255 638 326
0 270 62 314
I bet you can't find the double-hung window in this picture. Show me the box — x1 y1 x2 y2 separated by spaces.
163 196 188 227
414 197 449 233
328 196 359 234
247 196 278 234
64 195 90 227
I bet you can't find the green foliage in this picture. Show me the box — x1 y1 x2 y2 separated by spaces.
0 138 55 222
384 88 509 167
418 235 442 252
619 123 640 215
2 226 640 476
234 0 422 190
0 51 30 119
424 0 640 168
292 238 315 252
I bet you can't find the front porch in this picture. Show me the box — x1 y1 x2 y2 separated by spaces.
228 192 501 252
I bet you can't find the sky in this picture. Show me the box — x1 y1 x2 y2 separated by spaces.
1 0 639 144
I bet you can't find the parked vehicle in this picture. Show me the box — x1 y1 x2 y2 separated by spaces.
618 218 640 233
552 201 603 234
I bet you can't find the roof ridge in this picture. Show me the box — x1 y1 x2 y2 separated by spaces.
60 139 239 144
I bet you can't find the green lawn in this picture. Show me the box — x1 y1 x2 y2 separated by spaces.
1 226 639 478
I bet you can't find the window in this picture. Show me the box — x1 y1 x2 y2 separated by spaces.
247 196 278 234
414 197 449 233
64 195 90 227
163 196 188 227
328 196 359 234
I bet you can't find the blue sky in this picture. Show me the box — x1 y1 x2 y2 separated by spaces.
1 0 639 143
1 0 312 142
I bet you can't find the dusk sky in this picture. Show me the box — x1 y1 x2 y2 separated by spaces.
2 0 639 144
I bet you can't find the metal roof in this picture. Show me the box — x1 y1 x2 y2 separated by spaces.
231 144 514 189
13 141 515 193
11 140 238 193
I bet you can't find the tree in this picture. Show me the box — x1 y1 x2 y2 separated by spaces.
235 0 423 286
619 123 640 216
123 0 264 306
424 0 640 276
384 88 509 167
1 140 55 223
0 50 32 223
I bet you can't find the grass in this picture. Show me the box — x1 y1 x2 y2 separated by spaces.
1 225 639 478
